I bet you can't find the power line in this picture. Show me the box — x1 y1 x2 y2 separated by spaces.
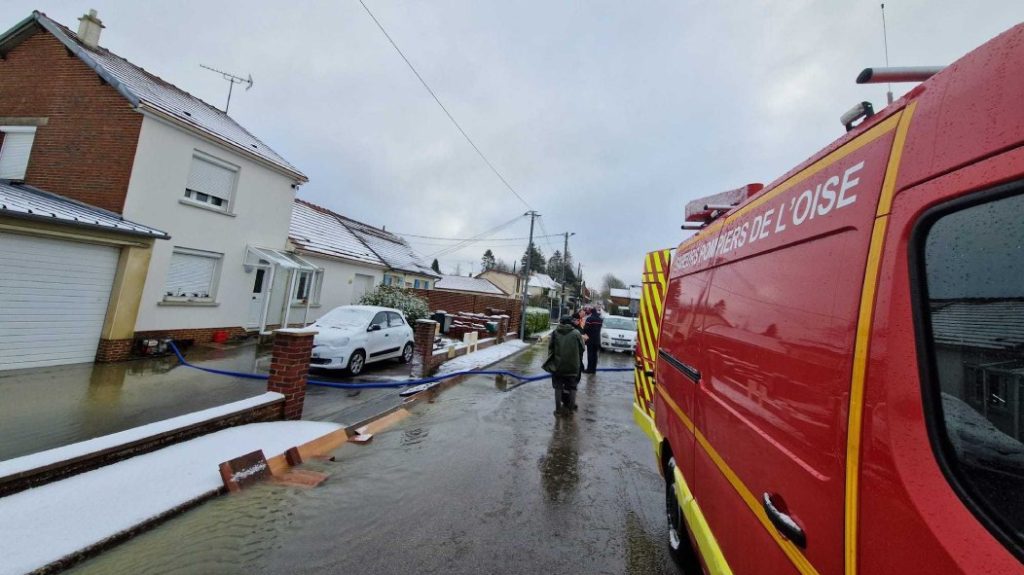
427 214 526 258
398 232 563 242
356 0 532 209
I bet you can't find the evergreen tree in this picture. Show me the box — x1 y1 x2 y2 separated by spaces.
520 243 546 275
431 259 441 273
547 250 563 281
481 249 496 272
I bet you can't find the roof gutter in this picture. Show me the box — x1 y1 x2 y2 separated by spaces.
0 209 169 240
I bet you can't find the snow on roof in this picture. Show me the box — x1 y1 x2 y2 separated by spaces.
338 215 441 279
931 300 1024 351
629 286 642 301
609 288 630 299
435 275 507 295
2 12 306 182
528 273 560 290
0 181 168 238
289 201 383 267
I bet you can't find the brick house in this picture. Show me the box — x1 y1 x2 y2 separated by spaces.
0 11 307 368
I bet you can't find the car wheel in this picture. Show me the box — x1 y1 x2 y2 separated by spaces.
398 342 414 364
665 457 699 569
347 350 366 376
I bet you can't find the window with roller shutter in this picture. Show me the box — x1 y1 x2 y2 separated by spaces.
183 151 238 212
164 248 222 300
0 127 37 181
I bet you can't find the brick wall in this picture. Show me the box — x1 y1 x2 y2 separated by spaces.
0 30 143 213
95 338 133 363
412 289 522 336
133 326 249 345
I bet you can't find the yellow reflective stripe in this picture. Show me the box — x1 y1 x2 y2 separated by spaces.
674 461 734 575
658 385 821 575
844 101 917 575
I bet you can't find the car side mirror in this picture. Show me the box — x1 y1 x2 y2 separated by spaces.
368 324 382 332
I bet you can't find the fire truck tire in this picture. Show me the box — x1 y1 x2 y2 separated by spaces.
665 457 699 569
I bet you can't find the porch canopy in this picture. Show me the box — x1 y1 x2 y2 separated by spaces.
244 246 320 333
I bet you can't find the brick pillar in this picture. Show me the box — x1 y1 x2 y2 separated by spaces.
267 328 317 420
414 319 438 377
495 316 509 343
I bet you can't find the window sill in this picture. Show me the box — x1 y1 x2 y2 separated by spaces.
178 198 236 217
159 299 220 307
291 302 322 308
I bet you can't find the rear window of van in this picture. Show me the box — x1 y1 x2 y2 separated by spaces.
917 184 1024 555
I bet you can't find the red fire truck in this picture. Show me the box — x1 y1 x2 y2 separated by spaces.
634 23 1024 574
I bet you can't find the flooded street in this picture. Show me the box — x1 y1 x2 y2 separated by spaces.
68 345 682 575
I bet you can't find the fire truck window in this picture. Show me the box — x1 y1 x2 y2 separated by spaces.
921 189 1024 544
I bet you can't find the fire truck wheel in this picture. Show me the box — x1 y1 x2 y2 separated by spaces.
665 457 699 568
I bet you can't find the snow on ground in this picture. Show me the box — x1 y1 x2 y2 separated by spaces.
0 420 340 575
434 339 531 376
0 392 283 478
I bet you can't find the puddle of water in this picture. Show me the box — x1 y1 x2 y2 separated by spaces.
0 345 269 462
66 348 681 575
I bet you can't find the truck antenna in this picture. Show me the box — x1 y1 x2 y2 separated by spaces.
200 64 253 113
880 3 893 104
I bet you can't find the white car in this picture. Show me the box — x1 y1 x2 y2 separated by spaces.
309 305 414 375
600 315 638 353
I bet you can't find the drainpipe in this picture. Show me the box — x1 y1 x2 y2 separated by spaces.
259 265 276 334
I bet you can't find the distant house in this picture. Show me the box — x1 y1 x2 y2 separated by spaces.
337 215 440 290
435 275 509 297
527 273 561 298
609 286 642 316
477 269 522 298
286 199 439 324
0 11 306 368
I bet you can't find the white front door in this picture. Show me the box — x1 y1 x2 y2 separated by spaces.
246 268 267 328
352 273 374 304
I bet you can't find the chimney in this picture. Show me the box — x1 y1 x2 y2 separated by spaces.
76 9 104 48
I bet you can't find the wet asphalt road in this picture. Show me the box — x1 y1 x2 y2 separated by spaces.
69 343 682 575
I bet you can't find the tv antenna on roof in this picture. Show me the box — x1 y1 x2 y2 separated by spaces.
199 64 253 113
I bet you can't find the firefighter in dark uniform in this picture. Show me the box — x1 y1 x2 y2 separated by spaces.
583 306 603 373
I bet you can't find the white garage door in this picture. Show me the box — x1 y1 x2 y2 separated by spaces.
0 232 119 370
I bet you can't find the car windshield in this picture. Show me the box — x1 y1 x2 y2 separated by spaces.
604 317 637 331
315 307 375 329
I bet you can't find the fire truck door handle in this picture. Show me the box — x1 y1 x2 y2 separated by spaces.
762 493 806 549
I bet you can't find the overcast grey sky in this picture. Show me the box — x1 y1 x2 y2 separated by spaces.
3 1 1021 286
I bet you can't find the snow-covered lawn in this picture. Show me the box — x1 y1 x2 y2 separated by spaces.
0 392 283 480
434 339 531 376
0 420 341 575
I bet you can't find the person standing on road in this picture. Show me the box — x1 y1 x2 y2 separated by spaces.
583 306 603 374
543 315 585 415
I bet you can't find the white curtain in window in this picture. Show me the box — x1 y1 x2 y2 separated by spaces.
0 129 36 180
187 156 236 199
166 251 218 297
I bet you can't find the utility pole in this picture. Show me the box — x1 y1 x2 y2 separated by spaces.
519 211 539 339
559 231 574 316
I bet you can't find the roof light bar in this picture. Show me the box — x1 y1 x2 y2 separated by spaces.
856 66 944 84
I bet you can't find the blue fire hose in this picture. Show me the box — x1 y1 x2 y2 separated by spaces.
168 341 632 394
